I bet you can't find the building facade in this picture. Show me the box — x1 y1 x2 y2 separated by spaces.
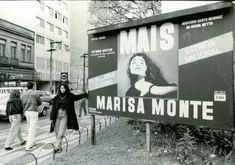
0 18 35 87
0 0 71 92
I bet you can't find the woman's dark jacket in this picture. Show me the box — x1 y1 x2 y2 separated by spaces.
50 92 88 132
6 98 23 116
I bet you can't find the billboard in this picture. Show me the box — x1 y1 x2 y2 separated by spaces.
88 2 234 130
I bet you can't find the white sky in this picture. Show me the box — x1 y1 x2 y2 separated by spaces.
161 1 219 13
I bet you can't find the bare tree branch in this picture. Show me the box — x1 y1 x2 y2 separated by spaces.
89 1 161 28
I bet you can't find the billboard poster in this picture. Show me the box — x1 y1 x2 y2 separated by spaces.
88 4 234 130
61 72 68 82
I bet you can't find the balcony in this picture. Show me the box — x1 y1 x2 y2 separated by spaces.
10 58 19 66
19 61 34 69
0 56 9 65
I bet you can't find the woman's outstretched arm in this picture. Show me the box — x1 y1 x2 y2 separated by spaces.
73 92 88 101
135 78 177 96
149 85 177 95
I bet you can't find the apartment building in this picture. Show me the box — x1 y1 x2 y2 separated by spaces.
0 0 71 92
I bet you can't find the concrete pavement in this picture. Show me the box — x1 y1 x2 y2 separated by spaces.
0 114 116 165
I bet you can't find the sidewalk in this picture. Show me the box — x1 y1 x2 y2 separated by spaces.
0 115 116 165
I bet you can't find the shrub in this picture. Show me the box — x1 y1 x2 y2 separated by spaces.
207 131 232 157
175 128 196 164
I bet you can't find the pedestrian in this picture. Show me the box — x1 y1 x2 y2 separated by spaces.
50 83 88 153
78 90 87 117
4 90 26 150
21 82 42 151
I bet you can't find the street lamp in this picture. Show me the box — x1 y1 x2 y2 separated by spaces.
47 41 61 93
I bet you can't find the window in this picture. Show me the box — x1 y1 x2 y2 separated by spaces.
36 34 45 45
63 30 69 39
36 17 45 28
40 2 44 11
0 39 6 57
57 42 62 50
27 46 32 62
21 44 26 61
63 62 69 72
46 22 54 32
36 57 45 70
64 44 69 52
63 16 68 25
47 6 53 16
56 26 62 35
55 60 62 72
11 42 17 58
55 11 62 21
58 0 62 6
63 2 68 11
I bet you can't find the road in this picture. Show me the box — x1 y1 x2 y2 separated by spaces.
0 107 51 150
0 103 115 165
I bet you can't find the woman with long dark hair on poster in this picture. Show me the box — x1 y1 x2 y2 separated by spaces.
50 83 88 153
126 52 177 98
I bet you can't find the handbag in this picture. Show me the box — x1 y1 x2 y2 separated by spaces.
49 121 55 133
6 102 18 115
10 103 18 114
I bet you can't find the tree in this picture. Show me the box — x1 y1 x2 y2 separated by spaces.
88 0 161 28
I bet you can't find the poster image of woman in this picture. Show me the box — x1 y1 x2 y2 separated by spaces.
125 52 177 98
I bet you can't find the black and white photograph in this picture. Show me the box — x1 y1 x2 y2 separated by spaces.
0 1 235 165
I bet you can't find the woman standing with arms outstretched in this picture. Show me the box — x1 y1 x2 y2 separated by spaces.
4 90 26 150
50 83 88 153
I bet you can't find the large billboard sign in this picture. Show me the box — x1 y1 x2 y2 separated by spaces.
88 2 235 130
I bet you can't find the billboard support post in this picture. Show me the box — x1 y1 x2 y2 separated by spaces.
91 114 96 145
146 122 151 152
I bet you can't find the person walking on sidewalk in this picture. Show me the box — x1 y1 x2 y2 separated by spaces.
4 90 26 150
78 91 87 117
50 83 88 153
21 82 42 151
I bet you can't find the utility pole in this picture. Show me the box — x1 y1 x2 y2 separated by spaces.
76 74 79 90
80 53 95 145
80 53 88 91
47 41 61 94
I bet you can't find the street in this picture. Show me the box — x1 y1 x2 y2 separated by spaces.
0 107 51 150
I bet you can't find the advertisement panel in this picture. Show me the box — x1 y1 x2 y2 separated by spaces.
88 3 234 130
61 72 68 82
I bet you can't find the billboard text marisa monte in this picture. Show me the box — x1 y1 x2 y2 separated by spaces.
88 2 235 130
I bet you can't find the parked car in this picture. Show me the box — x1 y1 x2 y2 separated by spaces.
0 87 26 95
36 90 54 105
0 94 49 119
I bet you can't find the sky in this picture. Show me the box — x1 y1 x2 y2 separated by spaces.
161 1 219 13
